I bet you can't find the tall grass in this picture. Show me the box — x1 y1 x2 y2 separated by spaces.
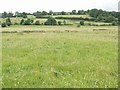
2 26 118 88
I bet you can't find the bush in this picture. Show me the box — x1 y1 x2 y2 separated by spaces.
112 21 118 26
63 20 66 25
14 22 18 25
58 21 62 25
6 18 12 26
1 22 7 27
30 19 34 23
80 20 84 25
7 22 11 26
20 19 24 25
24 19 31 25
44 17 57 25
35 20 40 25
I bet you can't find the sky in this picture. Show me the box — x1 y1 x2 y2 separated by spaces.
0 0 119 13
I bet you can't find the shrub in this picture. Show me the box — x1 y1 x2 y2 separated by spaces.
24 19 31 25
6 18 12 26
14 22 18 25
1 22 7 27
112 21 118 26
44 17 57 25
35 20 40 25
63 20 66 25
6 22 11 26
58 21 62 25
80 20 84 25
20 19 25 25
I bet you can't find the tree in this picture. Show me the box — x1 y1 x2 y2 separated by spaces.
44 17 57 25
49 10 53 15
2 12 7 18
34 11 42 18
63 20 66 25
35 20 40 25
1 22 7 27
97 14 103 21
80 20 84 25
22 12 27 18
78 10 85 15
58 21 62 25
7 12 13 17
112 21 118 26
104 16 116 23
89 9 99 18
6 18 12 26
42 11 48 15
72 10 77 15
24 19 32 25
15 12 22 17
61 11 66 15
20 19 25 25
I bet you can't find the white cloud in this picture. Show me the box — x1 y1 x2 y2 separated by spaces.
0 0 119 13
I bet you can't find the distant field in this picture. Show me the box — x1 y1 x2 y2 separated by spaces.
52 15 91 18
2 26 118 88
0 14 112 25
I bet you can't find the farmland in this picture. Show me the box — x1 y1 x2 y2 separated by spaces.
2 25 118 88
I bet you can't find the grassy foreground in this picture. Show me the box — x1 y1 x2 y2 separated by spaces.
2 26 118 88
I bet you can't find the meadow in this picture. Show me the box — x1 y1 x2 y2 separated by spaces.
2 25 118 88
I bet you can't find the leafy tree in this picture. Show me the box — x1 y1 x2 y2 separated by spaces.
63 20 66 25
42 11 48 15
6 18 12 26
97 14 103 21
89 9 99 18
35 20 40 25
49 10 53 15
24 19 32 25
15 12 22 17
112 21 118 26
78 10 85 15
34 11 42 18
7 12 13 17
30 19 34 23
44 17 57 25
72 10 77 14
2 12 7 18
20 19 25 25
61 11 66 15
22 12 27 18
1 22 7 27
104 16 116 23
58 21 62 25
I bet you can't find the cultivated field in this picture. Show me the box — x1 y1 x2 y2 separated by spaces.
2 26 118 88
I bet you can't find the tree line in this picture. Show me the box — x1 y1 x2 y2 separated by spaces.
1 9 119 27
1 17 66 27
1 9 118 18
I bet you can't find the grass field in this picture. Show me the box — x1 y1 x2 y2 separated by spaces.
2 26 118 88
0 30 2 89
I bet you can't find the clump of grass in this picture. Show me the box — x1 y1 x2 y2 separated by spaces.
2 31 18 33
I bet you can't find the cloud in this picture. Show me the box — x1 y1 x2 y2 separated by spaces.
0 0 119 13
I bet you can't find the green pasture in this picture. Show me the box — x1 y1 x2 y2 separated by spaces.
2 26 118 88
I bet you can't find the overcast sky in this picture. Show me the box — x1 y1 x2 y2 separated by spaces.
0 0 119 13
